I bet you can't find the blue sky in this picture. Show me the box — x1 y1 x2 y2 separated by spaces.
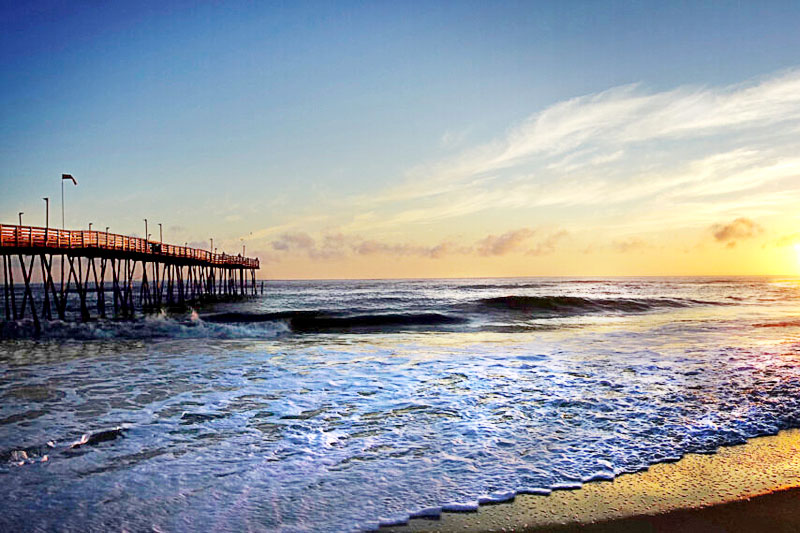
2 1 800 276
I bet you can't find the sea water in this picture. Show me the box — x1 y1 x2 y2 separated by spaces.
2 277 800 531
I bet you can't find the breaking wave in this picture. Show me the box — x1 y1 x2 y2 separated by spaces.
472 295 718 315
1 293 727 340
0 311 290 340
202 311 467 332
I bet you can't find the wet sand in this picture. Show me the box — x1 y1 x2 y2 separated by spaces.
386 428 800 532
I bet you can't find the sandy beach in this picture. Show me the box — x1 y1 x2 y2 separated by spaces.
386 428 800 532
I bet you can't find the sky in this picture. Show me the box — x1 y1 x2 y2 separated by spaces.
2 1 800 278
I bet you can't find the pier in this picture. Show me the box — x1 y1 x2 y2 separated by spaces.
1 224 260 332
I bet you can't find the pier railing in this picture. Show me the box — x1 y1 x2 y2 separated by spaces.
0 224 259 269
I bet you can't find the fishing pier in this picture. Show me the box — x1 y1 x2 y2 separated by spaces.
1 224 260 332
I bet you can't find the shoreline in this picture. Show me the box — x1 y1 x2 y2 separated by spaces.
385 428 800 532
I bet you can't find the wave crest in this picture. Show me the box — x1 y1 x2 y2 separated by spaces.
0 313 290 340
473 295 711 315
203 311 466 332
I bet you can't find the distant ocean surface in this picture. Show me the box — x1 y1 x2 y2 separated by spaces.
2 277 800 532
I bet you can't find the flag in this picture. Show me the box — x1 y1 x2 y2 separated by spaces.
62 174 77 185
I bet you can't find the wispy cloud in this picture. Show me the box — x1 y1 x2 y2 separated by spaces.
488 72 800 170
351 69 800 232
440 127 472 149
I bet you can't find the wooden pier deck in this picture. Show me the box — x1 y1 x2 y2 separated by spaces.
1 224 260 332
0 225 259 268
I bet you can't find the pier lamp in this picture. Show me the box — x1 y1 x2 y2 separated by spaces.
42 198 49 238
18 212 23 226
144 219 148 241
158 223 162 244
89 222 93 231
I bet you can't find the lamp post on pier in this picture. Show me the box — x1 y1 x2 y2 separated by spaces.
158 223 163 244
18 212 23 226
42 198 49 239
144 219 148 241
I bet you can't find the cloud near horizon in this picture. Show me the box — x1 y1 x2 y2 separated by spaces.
527 230 569 256
710 217 764 248
265 227 570 261
476 228 535 256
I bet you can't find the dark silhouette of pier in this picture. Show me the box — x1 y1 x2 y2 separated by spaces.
1 224 260 332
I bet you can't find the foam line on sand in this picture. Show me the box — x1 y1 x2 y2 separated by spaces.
385 428 800 532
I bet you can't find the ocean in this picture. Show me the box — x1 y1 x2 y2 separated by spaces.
2 277 800 532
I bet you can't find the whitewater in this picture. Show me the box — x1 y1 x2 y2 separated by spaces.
2 277 800 531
